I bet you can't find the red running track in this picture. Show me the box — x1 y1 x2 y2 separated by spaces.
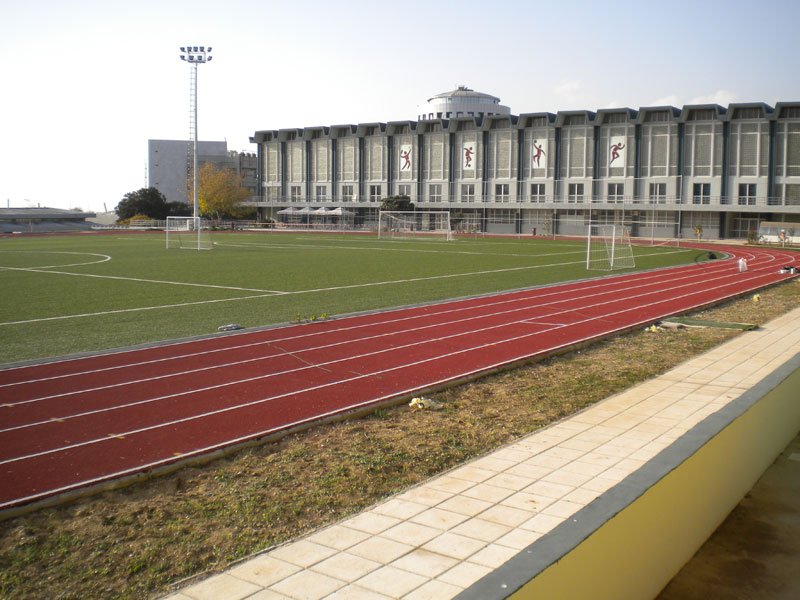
1 244 798 510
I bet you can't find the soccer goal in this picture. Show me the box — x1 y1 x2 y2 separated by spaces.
586 223 635 270
378 211 453 241
166 217 213 250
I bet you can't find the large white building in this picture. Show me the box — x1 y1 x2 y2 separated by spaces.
248 100 800 240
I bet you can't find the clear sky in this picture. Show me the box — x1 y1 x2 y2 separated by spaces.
1 0 799 213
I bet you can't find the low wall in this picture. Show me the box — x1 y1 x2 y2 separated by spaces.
458 352 800 600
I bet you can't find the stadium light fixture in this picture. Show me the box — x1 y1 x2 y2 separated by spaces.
179 45 213 219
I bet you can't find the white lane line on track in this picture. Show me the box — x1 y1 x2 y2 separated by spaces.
1 260 789 450
0 253 749 392
4 261 782 467
2 284 627 417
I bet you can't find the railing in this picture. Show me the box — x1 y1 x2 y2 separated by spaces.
242 194 800 210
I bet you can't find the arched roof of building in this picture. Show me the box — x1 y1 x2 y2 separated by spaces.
426 85 501 104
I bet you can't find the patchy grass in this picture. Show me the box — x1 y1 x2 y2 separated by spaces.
1 279 798 600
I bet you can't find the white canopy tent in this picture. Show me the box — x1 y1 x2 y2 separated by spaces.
276 206 302 227
275 206 356 230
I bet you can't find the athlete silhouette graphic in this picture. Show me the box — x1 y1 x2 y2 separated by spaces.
532 140 545 167
399 148 411 170
610 141 625 165
464 145 474 168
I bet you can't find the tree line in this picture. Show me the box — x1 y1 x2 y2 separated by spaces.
116 164 254 222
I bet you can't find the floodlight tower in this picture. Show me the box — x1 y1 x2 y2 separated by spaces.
179 46 213 219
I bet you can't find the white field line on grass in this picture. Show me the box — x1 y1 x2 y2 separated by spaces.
2 266 287 295
215 239 590 260
1 257 776 435
0 294 281 327
2 258 781 466
0 248 692 328
0 251 112 270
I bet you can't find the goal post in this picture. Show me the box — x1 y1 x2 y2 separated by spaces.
378 211 453 241
586 223 635 271
166 217 213 250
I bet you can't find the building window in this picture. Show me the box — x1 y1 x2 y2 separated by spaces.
530 183 546 202
604 113 627 124
738 183 756 205
649 183 666 203
495 183 509 202
369 185 382 202
608 183 624 203
645 110 670 122
692 183 711 204
786 184 800 205
290 185 301 201
397 184 411 198
568 183 584 203
429 184 442 202
461 183 475 202
316 186 327 200
341 185 354 201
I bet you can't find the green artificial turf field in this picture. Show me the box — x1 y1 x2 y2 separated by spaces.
0 231 714 364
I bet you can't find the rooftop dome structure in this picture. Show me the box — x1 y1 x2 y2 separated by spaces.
417 85 511 120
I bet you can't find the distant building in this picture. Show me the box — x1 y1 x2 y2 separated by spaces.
0 207 97 234
231 150 258 200
148 140 258 205
417 86 510 121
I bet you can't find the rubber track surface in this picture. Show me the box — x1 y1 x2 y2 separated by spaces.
1 245 798 510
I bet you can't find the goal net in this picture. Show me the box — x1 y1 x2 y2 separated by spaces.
378 211 453 241
586 223 635 270
166 217 212 250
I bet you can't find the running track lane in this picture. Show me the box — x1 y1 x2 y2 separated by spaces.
1 245 798 510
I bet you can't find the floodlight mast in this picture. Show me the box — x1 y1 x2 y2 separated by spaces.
179 46 213 220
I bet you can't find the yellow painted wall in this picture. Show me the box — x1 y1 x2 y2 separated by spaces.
510 366 800 600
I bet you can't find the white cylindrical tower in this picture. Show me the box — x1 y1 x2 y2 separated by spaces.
418 86 510 120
